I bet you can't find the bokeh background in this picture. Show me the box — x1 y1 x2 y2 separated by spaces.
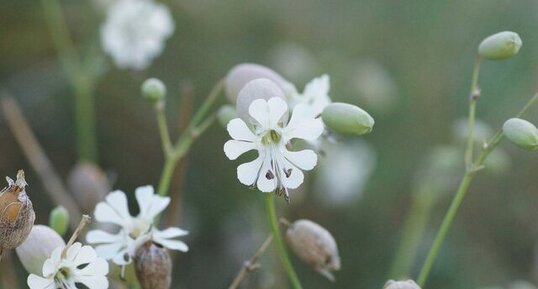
1 0 538 288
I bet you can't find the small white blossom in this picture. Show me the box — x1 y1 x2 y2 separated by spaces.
101 0 175 70
27 242 108 289
224 89 324 199
289 74 332 116
86 186 188 266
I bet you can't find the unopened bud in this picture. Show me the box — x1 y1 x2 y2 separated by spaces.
67 162 110 212
135 241 172 289
15 225 65 275
236 78 288 123
478 31 522 60
142 78 167 103
225 63 296 103
383 280 422 289
49 206 69 236
502 118 538 150
0 170 35 257
322 103 374 136
217 105 238 128
285 219 340 282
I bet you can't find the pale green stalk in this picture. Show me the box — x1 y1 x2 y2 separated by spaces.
264 194 303 289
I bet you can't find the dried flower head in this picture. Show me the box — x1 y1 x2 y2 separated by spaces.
285 219 340 281
0 170 35 259
135 241 172 289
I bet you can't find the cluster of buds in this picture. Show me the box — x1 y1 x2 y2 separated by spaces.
0 170 35 259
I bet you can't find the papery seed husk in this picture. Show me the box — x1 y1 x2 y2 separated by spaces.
285 219 340 281
0 170 35 255
135 241 172 289
16 225 65 275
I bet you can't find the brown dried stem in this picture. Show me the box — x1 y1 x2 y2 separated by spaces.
228 235 274 289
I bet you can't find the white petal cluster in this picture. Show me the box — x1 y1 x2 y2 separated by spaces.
86 186 188 266
289 74 332 116
224 80 324 199
27 242 109 289
101 0 175 70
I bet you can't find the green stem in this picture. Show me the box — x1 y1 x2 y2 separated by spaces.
156 103 173 155
264 194 303 289
464 57 481 167
40 0 97 162
417 92 538 287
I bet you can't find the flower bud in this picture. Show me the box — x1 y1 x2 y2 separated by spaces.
502 118 538 150
383 280 422 289
235 78 288 123
225 63 296 103
217 105 238 128
322 103 374 136
135 241 172 289
0 170 35 256
49 206 69 236
478 31 522 60
67 162 110 212
285 219 340 282
15 225 65 275
142 78 167 103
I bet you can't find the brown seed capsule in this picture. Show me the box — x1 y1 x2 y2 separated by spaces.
135 241 172 289
383 280 422 289
67 162 110 212
285 219 340 282
0 170 35 259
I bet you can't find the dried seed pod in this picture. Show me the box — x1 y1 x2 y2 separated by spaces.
383 279 422 289
135 241 172 289
67 162 110 212
0 170 35 258
15 225 65 275
285 219 340 281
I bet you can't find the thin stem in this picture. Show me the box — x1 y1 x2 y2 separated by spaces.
40 0 97 162
264 194 303 289
464 57 481 167
156 102 173 155
228 234 274 289
417 92 538 287
62 215 91 259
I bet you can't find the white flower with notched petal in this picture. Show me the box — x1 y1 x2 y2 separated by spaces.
27 242 108 289
101 0 174 70
289 74 332 116
224 90 323 200
86 186 188 266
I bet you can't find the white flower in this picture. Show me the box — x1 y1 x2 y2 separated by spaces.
224 93 324 199
27 242 108 289
101 0 174 70
289 74 332 116
86 186 188 266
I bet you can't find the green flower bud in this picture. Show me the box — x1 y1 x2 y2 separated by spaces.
478 31 522 60
16 225 65 275
49 206 69 236
217 105 238 128
502 118 538 150
141 78 167 103
322 103 374 136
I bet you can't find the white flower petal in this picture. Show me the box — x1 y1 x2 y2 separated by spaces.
27 274 54 289
283 149 318 171
155 227 189 238
256 154 277 192
284 104 324 141
267 97 288 125
154 238 189 252
279 161 304 189
72 245 98 267
227 118 257 141
237 155 264 186
112 249 132 265
75 275 109 289
248 98 271 128
42 247 62 277
78 257 109 276
224 140 257 160
86 230 123 244
94 242 127 261
135 186 170 219
95 190 132 227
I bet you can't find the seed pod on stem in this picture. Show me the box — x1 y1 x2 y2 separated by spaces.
0 170 35 260
67 162 110 213
135 241 173 289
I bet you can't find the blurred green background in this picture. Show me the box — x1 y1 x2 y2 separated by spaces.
1 0 538 288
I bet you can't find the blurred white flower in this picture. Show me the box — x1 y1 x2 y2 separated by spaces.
290 74 332 116
86 186 188 266
101 0 175 70
348 59 397 113
224 94 323 200
316 140 376 206
27 242 108 289
268 42 320 84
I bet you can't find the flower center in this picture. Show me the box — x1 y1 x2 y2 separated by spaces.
54 266 73 288
262 129 281 145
